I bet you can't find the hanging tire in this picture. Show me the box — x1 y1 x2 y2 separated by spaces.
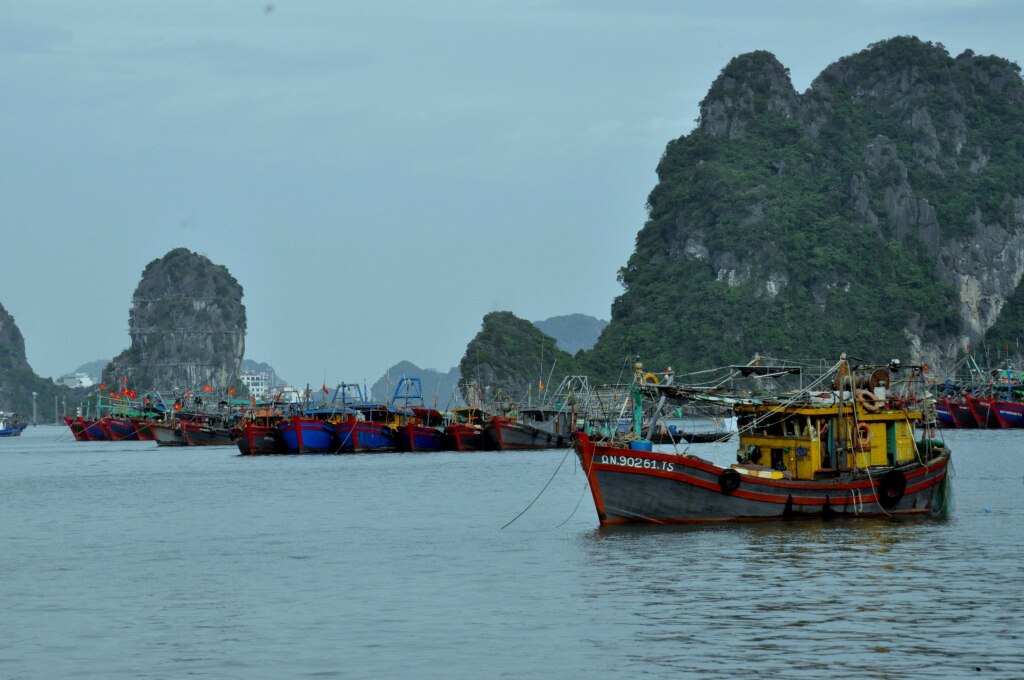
719 469 741 494
877 470 907 509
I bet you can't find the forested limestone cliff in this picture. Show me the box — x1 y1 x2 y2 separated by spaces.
463 37 1024 390
0 301 71 419
104 248 246 393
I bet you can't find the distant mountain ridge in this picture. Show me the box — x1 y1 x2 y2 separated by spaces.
532 314 607 354
72 359 109 381
369 361 462 406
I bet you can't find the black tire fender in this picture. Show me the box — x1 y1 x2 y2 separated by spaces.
719 468 741 494
877 470 907 509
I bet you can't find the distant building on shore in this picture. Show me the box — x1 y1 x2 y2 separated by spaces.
57 372 96 389
240 371 271 398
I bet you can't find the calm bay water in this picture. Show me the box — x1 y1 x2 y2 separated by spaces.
2 425 1022 679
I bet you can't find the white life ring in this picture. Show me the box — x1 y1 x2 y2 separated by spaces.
856 389 884 412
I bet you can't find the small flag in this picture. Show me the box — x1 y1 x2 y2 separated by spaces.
322 383 329 395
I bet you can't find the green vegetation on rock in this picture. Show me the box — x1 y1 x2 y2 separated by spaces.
462 37 1024 389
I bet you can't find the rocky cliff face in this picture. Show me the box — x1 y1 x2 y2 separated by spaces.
0 301 69 419
0 302 28 377
604 37 1024 376
104 249 246 393
459 311 574 403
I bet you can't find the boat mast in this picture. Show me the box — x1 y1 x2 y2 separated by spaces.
836 353 849 470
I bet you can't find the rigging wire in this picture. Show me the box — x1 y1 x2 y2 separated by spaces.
501 445 573 530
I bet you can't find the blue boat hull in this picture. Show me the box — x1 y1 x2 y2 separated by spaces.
394 424 445 452
279 419 336 453
335 421 396 452
995 401 1024 428
935 402 955 428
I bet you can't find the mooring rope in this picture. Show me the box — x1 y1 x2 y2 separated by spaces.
501 445 573 530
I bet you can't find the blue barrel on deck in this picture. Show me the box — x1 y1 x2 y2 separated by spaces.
629 439 654 452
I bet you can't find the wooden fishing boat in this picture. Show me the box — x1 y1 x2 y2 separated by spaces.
129 416 159 440
103 415 139 441
0 412 25 437
278 411 339 453
964 392 999 429
83 417 110 441
649 429 734 444
233 410 286 455
993 400 1024 428
574 357 951 525
443 407 487 451
393 407 446 452
63 416 92 441
934 400 955 428
681 430 734 443
180 418 236 446
334 405 406 452
942 395 977 428
151 421 186 446
484 408 574 450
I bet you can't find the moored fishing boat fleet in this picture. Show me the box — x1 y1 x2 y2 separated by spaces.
58 353 964 525
928 355 1024 428
62 377 589 455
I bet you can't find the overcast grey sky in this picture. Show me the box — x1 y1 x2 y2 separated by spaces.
2 0 1021 387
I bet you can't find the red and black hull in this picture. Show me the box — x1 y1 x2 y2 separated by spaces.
574 434 951 525
130 417 159 440
104 416 139 441
484 417 571 450
964 394 999 429
444 424 484 451
234 422 286 455
181 422 235 446
64 416 91 441
943 397 977 428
